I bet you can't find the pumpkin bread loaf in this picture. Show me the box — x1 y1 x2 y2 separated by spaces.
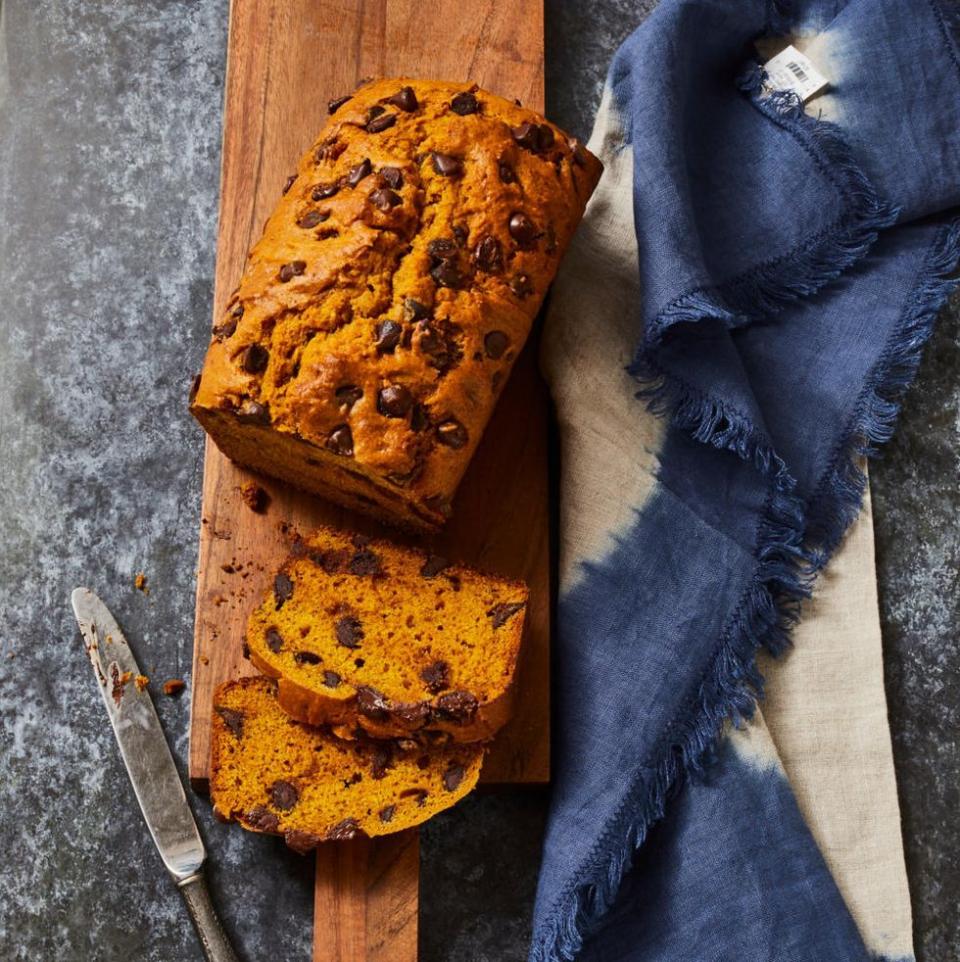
210 678 483 850
190 77 602 529
245 525 528 742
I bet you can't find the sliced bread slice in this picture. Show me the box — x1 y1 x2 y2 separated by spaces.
245 525 528 742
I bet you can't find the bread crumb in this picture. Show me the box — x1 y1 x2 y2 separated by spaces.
134 572 149 594
162 678 186 697
239 481 270 513
134 674 150 692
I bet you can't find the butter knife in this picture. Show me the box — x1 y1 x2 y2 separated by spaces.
71 587 240 962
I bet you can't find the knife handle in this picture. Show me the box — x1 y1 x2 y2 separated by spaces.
177 870 241 962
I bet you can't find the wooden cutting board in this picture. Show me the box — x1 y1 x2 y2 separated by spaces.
188 1 547 959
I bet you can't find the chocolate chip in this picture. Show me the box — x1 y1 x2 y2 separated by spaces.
285 830 322 854
509 274 533 298
568 137 587 167
452 224 469 247
298 209 328 229
484 330 509 359
385 85 418 111
450 91 479 114
356 686 390 720
377 384 413 418
265 628 284 653
435 690 478 723
421 660 451 693
327 423 354 457
375 320 402 355
403 298 431 322
430 261 462 288
213 318 238 340
241 343 269 374
268 780 299 811
236 400 270 425
370 187 402 210
428 238 458 261
537 124 556 150
246 806 279 832
328 94 351 114
274 572 294 609
498 160 516 183
442 763 466 792
436 419 468 449
315 138 346 162
310 547 351 573
311 182 339 200
508 212 537 247
378 805 396 823
323 670 341 689
282 174 297 194
278 260 307 282
473 235 503 273
327 818 362 841
410 404 430 433
215 706 244 738
349 547 383 577
366 112 397 133
391 702 432 728
335 384 363 409
417 321 462 374
232 303 245 318
511 122 540 151
399 787 429 807
335 616 364 649
345 158 372 187
431 152 463 177
379 166 404 190
488 601 525 627
189 373 201 402
420 555 449 578
367 104 385 120
294 650 321 665
370 743 394 780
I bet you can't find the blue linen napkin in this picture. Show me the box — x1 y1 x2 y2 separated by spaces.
531 1 960 959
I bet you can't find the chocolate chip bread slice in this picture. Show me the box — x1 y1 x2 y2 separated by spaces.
245 525 528 742
190 78 602 530
211 678 482 850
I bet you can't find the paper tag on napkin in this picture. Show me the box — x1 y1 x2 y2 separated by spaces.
764 45 829 102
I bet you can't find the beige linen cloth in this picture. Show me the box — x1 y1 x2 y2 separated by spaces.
542 85 914 960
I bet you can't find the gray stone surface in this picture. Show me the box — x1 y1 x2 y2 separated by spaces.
0 1 955 961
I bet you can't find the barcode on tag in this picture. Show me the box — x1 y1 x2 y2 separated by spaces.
764 44 829 102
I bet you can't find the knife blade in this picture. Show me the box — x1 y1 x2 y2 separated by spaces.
71 586 205 880
71 587 239 962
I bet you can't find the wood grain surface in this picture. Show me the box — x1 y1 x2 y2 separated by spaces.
314 831 420 961
189 2 546 959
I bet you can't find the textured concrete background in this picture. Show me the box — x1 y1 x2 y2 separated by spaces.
0 1 955 960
